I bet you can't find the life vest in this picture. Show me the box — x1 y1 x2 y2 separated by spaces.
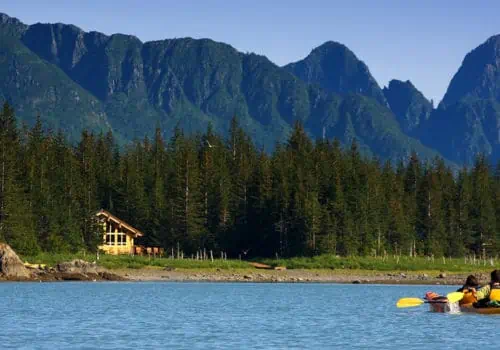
460 288 477 305
489 285 500 302
424 292 440 301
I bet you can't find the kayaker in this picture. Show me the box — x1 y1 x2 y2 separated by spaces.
474 270 500 305
456 275 480 305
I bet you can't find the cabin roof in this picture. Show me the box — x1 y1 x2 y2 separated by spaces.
96 209 144 237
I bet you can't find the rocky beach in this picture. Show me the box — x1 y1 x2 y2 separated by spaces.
0 243 125 282
113 267 479 285
0 243 490 285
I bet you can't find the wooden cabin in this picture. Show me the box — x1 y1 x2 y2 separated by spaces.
96 209 144 255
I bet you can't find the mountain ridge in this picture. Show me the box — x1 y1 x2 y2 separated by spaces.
0 12 468 165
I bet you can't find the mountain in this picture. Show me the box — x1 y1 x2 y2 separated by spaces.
0 15 111 140
383 79 433 134
0 13 445 162
419 35 500 164
441 35 500 107
420 100 500 163
284 41 387 106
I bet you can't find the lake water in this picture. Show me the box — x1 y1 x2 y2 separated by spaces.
1 282 499 349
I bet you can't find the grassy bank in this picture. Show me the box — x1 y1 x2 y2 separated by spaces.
21 252 497 274
22 252 249 270
262 255 496 273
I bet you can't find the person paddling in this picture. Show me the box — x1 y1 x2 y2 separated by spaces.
473 270 500 307
456 275 480 305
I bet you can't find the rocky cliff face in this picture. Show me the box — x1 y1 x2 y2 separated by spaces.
383 79 433 134
0 12 27 36
420 99 500 164
0 30 110 140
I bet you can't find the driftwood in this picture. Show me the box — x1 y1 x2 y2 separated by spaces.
248 262 273 269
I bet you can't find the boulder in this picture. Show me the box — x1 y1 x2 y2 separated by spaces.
56 259 99 274
54 272 92 281
99 271 127 281
0 243 31 279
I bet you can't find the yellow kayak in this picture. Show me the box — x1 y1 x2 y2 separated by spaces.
460 304 500 314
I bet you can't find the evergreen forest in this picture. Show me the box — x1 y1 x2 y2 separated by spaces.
1 102 499 259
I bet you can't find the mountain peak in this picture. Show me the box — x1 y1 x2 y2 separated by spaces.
0 12 27 36
0 12 14 23
386 79 415 89
485 34 500 48
383 79 432 133
301 41 360 69
285 41 387 105
312 40 350 52
440 34 500 107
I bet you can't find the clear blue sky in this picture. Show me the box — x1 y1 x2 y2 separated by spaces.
2 0 499 104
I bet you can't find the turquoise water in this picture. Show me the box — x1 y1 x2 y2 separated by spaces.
1 282 499 349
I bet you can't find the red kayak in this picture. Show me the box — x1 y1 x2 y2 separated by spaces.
425 292 460 313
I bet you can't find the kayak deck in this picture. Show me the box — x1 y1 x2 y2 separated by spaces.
428 301 500 314
460 304 500 314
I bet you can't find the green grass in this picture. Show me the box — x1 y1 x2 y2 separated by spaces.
21 252 249 270
20 252 497 273
260 255 496 273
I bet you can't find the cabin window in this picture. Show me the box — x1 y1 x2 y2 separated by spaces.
106 234 116 245
105 233 127 246
116 234 127 246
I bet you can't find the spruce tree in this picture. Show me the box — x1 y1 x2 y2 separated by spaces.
0 102 39 254
470 154 496 255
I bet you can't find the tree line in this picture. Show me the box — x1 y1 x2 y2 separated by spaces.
1 102 499 258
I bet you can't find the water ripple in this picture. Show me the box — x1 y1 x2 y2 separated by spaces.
0 282 499 349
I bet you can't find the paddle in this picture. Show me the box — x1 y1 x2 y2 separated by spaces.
396 298 425 308
446 292 464 303
396 292 464 308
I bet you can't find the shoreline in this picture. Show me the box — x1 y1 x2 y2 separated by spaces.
108 267 479 285
0 267 483 285
1 244 492 285
2 244 492 285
